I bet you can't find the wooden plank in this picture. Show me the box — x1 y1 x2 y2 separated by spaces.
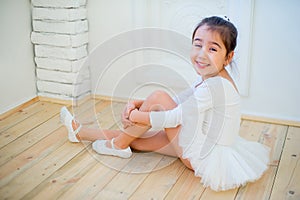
239 120 288 166
129 159 186 199
165 168 205 200
0 140 85 199
0 101 45 133
22 150 97 200
66 98 105 125
99 102 125 125
200 188 238 200
0 103 62 148
235 166 277 200
269 126 300 200
57 153 133 200
93 152 164 199
0 97 39 120
0 126 68 187
0 114 61 166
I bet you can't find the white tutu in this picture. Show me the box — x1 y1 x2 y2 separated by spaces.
182 136 270 191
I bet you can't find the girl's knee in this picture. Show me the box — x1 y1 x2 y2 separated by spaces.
140 90 176 112
147 91 171 111
147 90 173 104
150 90 169 100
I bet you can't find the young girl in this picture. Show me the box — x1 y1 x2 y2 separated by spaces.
60 16 270 191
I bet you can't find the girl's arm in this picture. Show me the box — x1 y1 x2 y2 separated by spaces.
123 99 145 119
129 105 183 129
121 99 145 129
129 109 151 126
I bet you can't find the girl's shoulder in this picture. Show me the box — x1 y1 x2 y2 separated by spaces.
195 76 239 99
203 76 237 91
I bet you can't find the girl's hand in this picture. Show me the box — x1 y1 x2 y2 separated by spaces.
121 102 136 129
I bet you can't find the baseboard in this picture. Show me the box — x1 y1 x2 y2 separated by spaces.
241 114 300 127
92 94 139 103
0 97 39 120
38 94 92 106
38 96 73 106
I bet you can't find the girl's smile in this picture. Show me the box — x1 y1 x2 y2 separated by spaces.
195 61 210 69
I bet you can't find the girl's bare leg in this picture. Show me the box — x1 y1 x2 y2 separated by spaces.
74 90 176 148
73 120 177 156
72 90 192 169
74 120 177 156
73 117 151 147
72 120 122 141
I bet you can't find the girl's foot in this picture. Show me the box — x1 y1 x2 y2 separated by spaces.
60 106 82 143
92 138 132 158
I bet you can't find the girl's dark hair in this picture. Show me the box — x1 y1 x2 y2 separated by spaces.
192 16 238 56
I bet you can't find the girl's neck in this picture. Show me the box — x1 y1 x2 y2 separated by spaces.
201 68 239 93
201 68 227 81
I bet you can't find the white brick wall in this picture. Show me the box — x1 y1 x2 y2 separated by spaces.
32 0 86 8
32 20 88 34
32 7 87 21
34 45 88 60
34 57 85 72
31 32 88 47
31 0 90 100
36 68 90 83
37 79 90 97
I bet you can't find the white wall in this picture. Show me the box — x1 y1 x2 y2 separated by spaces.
87 0 229 99
0 0 37 114
87 0 139 99
86 0 300 122
241 0 300 121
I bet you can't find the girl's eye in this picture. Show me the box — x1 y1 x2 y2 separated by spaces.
194 44 202 48
209 47 217 52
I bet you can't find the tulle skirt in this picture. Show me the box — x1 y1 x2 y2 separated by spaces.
180 136 270 191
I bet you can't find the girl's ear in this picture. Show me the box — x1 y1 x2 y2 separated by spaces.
225 51 234 66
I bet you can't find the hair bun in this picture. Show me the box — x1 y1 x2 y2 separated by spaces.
212 15 230 22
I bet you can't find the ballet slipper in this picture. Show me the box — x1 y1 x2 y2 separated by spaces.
92 138 132 158
60 106 82 143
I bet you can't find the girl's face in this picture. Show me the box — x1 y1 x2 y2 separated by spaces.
190 25 233 80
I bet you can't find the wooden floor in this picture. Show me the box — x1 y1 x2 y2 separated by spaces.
0 99 299 200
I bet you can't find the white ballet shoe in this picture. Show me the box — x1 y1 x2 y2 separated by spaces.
60 106 82 143
92 138 132 158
